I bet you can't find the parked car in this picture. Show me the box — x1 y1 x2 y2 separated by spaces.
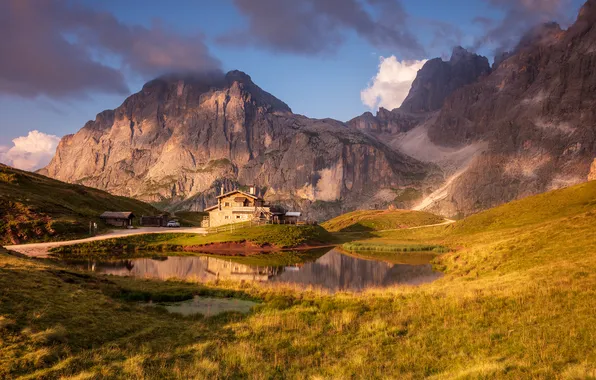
166 220 180 228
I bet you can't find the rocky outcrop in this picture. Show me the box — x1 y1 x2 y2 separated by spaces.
42 71 436 218
347 107 426 135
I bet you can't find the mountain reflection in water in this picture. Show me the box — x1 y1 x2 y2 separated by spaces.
60 249 441 291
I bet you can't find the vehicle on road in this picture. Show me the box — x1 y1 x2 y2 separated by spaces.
166 220 180 228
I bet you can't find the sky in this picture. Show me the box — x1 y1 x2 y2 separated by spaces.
0 0 586 171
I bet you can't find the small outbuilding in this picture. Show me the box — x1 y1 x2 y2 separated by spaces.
100 211 135 227
140 214 169 227
284 211 302 224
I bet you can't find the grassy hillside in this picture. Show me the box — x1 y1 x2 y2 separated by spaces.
321 209 445 232
1 182 595 378
0 164 159 245
51 224 334 256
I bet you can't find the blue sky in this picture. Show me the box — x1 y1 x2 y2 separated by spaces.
0 0 585 149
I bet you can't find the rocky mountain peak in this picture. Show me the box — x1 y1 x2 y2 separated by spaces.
225 69 253 84
449 46 473 65
399 47 490 113
135 69 291 114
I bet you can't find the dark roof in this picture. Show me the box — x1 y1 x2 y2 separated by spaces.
100 211 135 219
217 189 262 200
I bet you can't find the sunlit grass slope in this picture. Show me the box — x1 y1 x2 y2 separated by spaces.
0 164 158 244
1 181 596 378
321 209 445 232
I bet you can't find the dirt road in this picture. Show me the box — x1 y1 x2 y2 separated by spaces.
3 227 207 258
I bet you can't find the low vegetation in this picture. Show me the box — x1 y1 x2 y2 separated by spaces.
0 164 158 245
1 182 596 377
50 225 334 257
321 209 445 232
342 241 448 253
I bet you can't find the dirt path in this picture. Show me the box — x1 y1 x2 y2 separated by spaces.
3 227 207 258
377 218 456 233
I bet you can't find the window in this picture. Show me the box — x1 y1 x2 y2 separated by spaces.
224 215 229 220
236 215 241 219
224 202 230 207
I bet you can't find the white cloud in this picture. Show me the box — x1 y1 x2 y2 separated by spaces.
0 130 61 171
361 56 427 111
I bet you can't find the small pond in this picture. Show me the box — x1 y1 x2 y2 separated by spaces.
55 248 442 291
144 296 257 317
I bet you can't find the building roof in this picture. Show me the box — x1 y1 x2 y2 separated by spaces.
285 212 301 217
204 205 218 212
217 189 262 200
100 211 134 219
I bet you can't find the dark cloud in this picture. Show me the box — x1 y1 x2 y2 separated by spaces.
219 0 426 59
0 0 220 98
426 20 464 54
474 0 573 53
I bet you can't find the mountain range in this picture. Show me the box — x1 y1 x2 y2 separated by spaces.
41 0 596 219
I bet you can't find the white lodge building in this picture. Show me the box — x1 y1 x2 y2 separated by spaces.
203 186 272 228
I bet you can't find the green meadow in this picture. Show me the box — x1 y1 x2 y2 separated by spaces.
1 181 596 378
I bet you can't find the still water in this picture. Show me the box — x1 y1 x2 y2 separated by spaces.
58 249 442 291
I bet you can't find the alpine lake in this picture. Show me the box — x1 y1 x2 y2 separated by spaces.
52 248 442 316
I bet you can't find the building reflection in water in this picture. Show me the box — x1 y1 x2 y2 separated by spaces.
62 249 441 291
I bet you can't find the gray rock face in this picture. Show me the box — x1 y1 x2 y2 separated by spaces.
42 71 434 218
422 6 596 215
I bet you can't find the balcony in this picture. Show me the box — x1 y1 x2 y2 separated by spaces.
221 206 259 212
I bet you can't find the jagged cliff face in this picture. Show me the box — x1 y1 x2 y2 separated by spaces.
42 71 434 217
422 3 596 215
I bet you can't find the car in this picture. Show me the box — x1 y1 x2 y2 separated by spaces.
166 220 180 228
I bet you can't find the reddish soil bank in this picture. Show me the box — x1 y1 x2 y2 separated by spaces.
182 241 335 255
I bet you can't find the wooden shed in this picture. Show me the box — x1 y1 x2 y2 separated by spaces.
100 211 135 227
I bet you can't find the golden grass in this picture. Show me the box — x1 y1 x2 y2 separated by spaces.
1 181 596 378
